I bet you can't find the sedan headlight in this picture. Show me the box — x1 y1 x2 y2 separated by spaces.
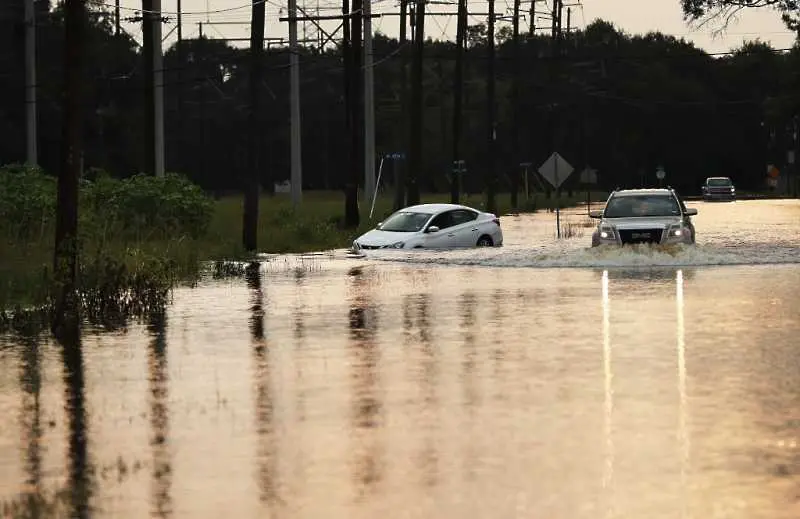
389 241 405 249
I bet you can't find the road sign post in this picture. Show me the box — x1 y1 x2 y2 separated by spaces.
520 161 532 201
579 166 598 215
538 152 574 238
656 165 666 188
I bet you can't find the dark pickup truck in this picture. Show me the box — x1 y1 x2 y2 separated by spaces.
702 177 736 201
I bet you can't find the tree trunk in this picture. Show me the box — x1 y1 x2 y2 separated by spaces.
52 0 86 335
243 0 265 252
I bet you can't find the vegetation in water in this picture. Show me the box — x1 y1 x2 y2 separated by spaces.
0 164 606 327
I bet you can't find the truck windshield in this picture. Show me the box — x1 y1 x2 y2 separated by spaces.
707 178 732 187
604 195 681 218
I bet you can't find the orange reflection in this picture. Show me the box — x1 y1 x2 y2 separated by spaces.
347 266 384 498
246 262 279 507
146 311 172 518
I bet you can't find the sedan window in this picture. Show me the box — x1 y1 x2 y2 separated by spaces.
428 211 456 230
451 209 479 225
379 211 432 232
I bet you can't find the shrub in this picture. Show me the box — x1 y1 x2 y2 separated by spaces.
0 164 57 240
82 172 214 240
0 165 214 243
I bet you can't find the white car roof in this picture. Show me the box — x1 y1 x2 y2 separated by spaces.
400 203 481 214
613 189 673 197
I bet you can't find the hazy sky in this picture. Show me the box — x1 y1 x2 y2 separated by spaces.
115 0 797 53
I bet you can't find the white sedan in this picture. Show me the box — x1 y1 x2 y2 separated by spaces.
352 203 503 250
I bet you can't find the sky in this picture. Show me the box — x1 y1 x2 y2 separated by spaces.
112 0 798 54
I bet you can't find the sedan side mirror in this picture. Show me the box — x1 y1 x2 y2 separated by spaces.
685 208 698 216
426 225 440 233
589 210 603 219
375 221 383 229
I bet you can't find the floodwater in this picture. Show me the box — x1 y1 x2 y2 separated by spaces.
1 199 799 519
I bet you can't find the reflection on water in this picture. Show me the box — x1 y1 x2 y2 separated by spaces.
1 202 800 518
61 327 91 519
19 334 43 501
347 266 384 497
146 311 172 517
246 263 279 508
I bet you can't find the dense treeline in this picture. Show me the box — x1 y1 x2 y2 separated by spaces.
1 1 799 196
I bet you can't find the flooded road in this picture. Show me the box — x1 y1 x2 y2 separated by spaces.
1 200 799 518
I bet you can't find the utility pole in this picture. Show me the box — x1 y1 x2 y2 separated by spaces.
343 0 361 226
566 6 571 35
176 0 183 174
140 0 164 177
53 0 86 332
243 0 266 252
485 0 497 214
288 0 303 206
547 0 562 202
153 0 165 177
510 0 521 209
142 0 154 175
407 0 425 206
393 0 409 210
25 0 37 166
528 0 536 37
364 0 376 206
115 0 120 35
451 0 466 204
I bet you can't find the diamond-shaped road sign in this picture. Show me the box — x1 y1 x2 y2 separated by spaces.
538 152 574 188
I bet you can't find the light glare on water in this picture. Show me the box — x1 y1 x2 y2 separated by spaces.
1 200 799 519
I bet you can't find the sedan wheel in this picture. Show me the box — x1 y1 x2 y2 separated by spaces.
476 236 493 247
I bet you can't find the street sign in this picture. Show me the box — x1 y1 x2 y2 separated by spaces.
387 152 405 160
656 166 666 180
767 164 780 178
579 167 598 184
538 152 574 188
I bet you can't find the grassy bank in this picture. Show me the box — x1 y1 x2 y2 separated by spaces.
203 189 605 255
1 187 605 319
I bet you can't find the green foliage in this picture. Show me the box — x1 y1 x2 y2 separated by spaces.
0 164 57 240
77 249 176 327
0 248 184 335
0 166 214 243
81 172 214 241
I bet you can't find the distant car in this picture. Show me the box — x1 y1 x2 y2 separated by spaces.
702 176 736 201
590 188 698 247
352 203 503 250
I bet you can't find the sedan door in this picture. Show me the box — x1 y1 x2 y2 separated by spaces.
422 210 459 248
448 209 482 246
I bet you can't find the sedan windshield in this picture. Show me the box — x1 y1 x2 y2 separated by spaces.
707 177 732 187
604 195 681 218
379 211 432 232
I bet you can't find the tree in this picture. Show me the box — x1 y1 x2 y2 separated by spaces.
52 0 86 335
681 0 799 32
243 0 265 252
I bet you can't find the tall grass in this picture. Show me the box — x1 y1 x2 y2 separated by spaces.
1 182 607 318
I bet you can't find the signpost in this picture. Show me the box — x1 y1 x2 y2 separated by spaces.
656 165 666 187
580 166 598 215
371 152 405 219
520 161 532 200
538 152 574 238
